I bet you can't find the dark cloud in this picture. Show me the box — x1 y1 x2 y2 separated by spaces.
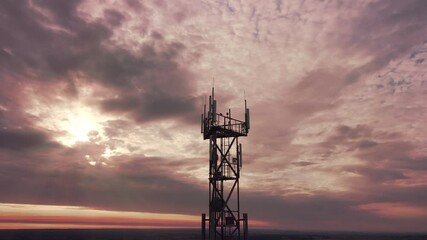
125 0 143 10
335 125 372 140
0 79 34 128
292 161 316 167
0 0 110 78
151 31 164 40
350 0 427 51
0 0 199 124
354 140 378 149
336 0 427 72
314 125 427 189
104 9 126 27
344 166 407 183
248 68 350 158
356 141 415 163
400 156 427 170
242 190 427 231
0 149 206 214
275 0 283 13
369 185 427 208
287 69 342 116
0 128 58 151
320 124 403 151
101 94 198 123
87 42 199 123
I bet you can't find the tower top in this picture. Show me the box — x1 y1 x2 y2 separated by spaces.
201 88 250 140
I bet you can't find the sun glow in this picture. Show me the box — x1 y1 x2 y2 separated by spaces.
58 106 101 146
25 83 114 147
29 100 105 147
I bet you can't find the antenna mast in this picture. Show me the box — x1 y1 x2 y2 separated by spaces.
201 87 250 240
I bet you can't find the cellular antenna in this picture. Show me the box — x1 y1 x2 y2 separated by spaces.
201 86 250 240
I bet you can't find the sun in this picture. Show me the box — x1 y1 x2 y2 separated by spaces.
59 106 101 146
24 82 135 164
25 84 110 147
29 100 104 147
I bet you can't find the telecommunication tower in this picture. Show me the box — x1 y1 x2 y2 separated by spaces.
201 88 250 240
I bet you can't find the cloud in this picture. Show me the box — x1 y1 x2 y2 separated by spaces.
103 9 126 27
0 0 203 216
0 148 206 214
334 0 427 73
292 161 317 167
89 41 200 123
345 166 407 183
308 124 427 196
1 0 427 231
0 0 200 124
0 128 58 152
242 190 427 231
286 68 346 116
101 94 198 123
0 0 109 78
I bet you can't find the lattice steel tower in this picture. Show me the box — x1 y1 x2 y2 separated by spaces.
201 88 250 240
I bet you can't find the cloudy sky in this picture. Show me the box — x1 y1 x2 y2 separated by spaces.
1 0 427 232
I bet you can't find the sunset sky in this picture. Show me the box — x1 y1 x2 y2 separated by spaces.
1 0 427 232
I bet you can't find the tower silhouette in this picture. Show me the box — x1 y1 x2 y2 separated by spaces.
201 88 250 240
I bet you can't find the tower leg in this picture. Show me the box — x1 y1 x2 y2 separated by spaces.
243 213 248 240
202 213 206 240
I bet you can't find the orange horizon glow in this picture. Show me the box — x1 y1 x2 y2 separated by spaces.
0 203 198 229
0 203 271 229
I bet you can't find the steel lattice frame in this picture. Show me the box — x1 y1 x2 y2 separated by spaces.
201 88 250 240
